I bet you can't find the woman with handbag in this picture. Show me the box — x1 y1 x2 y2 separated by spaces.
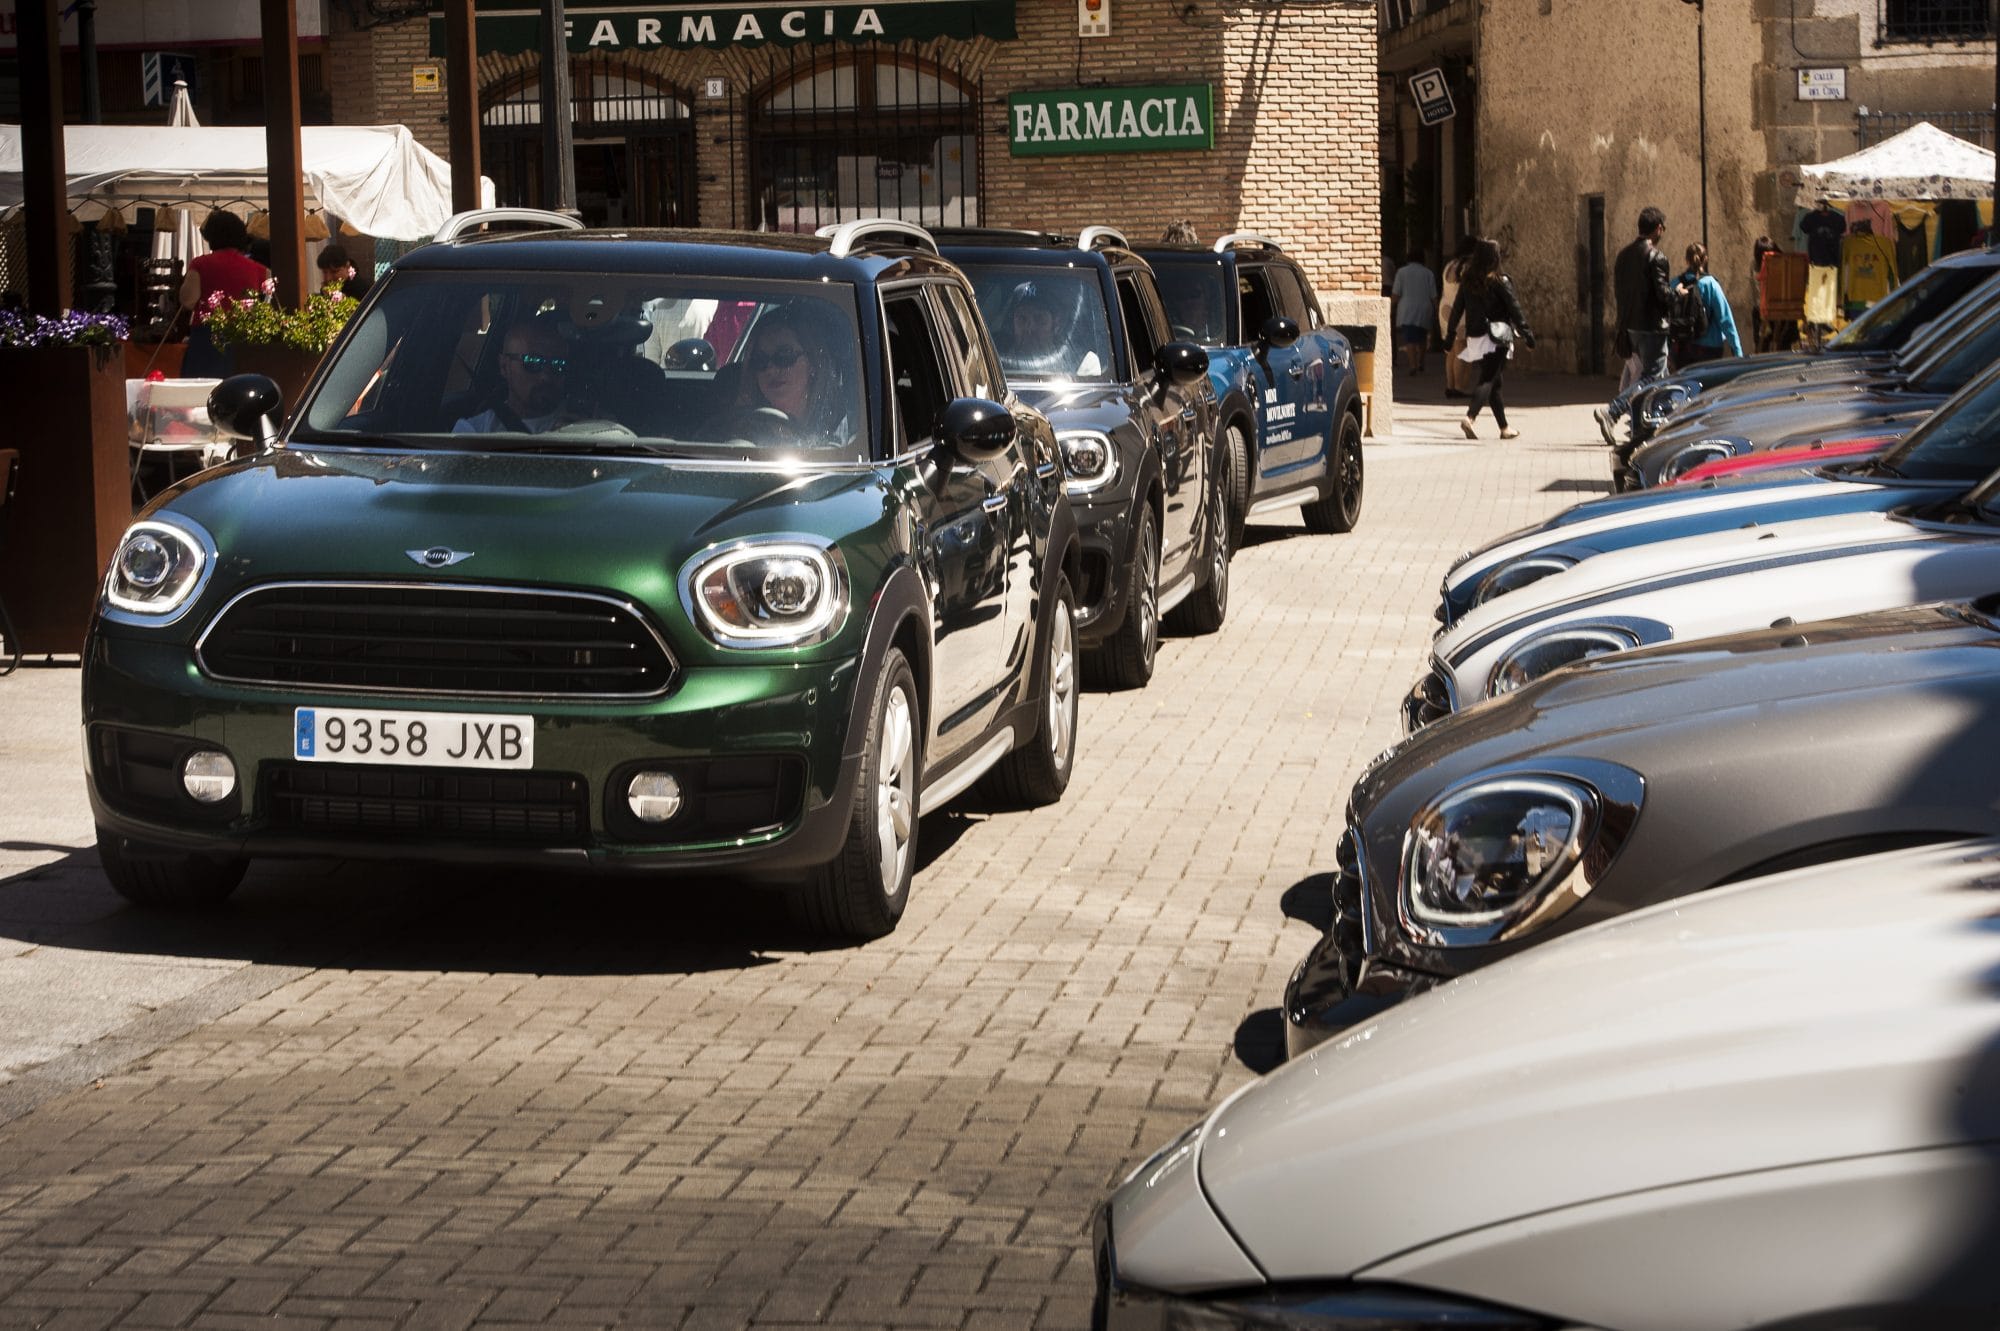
1443 238 1535 440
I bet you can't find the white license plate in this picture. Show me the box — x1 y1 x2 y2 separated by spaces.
292 707 535 770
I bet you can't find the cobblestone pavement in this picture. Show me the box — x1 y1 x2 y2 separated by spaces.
0 372 1611 1329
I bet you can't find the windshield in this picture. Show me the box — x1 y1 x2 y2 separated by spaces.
1881 359 2000 483
298 272 868 461
1908 297 2000 395
1151 262 1231 345
1829 262 1997 352
956 262 1116 384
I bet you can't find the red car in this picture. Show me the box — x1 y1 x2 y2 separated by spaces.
1670 433 1903 485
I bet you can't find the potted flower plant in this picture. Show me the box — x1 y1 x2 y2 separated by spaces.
0 308 133 654
201 278 356 412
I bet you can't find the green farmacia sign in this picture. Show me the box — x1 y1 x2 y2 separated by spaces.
1007 85 1213 157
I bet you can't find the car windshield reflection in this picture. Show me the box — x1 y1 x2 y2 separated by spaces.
956 262 1116 384
296 273 870 462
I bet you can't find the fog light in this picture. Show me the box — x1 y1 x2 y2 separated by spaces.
627 771 683 823
181 750 237 804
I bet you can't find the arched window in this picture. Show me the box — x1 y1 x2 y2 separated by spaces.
481 57 696 227
747 50 980 232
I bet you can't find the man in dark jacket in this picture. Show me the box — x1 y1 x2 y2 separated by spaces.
1595 206 1673 443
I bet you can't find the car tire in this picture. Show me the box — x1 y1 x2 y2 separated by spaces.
983 573 1079 808
1088 508 1158 691
1165 485 1228 636
1303 410 1364 534
1220 420 1249 549
95 827 246 909
797 649 920 940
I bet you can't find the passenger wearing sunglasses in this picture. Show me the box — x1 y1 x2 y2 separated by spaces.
725 306 848 443
453 320 576 435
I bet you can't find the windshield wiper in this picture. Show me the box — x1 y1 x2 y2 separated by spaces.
493 439 685 458
287 430 437 450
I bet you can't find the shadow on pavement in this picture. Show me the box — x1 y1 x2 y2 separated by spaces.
1542 477 1614 494
1232 1007 1287 1074
1279 872 1334 933
0 810 982 975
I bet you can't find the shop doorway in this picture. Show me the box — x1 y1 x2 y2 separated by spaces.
482 55 696 227
746 47 980 232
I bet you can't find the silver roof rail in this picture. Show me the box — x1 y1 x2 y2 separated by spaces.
1212 232 1284 253
816 218 940 258
1075 225 1130 252
434 207 585 242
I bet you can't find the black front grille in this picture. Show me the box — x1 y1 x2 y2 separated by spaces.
199 584 674 697
1332 826 1367 966
1403 667 1453 732
267 764 588 843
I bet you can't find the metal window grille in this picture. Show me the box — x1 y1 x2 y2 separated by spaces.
1855 107 1995 149
1879 0 1994 44
480 53 697 228
745 44 980 234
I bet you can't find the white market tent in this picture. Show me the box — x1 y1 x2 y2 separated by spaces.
1797 120 1996 206
0 122 490 241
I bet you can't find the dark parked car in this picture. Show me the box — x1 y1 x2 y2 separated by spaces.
1139 234 1364 541
1621 245 2000 446
85 215 1081 939
1286 596 2000 1056
940 228 1226 689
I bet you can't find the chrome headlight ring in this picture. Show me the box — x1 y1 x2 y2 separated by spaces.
1484 616 1672 699
680 535 850 650
1639 382 1697 427
1396 762 1644 949
1471 554 1577 607
1057 429 1118 495
100 516 218 626
1660 437 1743 483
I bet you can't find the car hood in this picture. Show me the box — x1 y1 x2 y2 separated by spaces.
154 446 891 609
1191 835 2000 1284
1648 389 1936 452
1011 382 1135 436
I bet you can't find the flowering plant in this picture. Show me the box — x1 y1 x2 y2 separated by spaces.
0 308 131 348
202 278 354 354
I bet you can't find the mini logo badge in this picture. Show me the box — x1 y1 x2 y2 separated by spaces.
408 546 473 569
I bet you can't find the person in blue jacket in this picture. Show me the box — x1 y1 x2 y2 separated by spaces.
1670 241 1742 369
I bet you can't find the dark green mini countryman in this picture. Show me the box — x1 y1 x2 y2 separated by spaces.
85 215 1082 938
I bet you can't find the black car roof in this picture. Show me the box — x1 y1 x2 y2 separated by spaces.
1933 245 2000 270
936 236 1144 272
395 227 960 283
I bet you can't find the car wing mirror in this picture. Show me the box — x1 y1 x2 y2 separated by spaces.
1258 315 1301 351
1157 341 1209 390
209 374 285 449
940 396 1015 464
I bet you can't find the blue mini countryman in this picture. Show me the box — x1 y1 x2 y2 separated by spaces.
1139 234 1363 541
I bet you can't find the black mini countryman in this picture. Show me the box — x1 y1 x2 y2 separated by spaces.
84 215 1081 939
939 229 1226 690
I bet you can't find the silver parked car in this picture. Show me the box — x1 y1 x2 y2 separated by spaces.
1297 597 2000 1053
1101 838 2000 1331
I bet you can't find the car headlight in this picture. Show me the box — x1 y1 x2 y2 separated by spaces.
683 539 848 648
1639 382 1696 427
1057 430 1118 494
1397 776 1616 949
1471 554 1576 606
1659 438 1740 483
1486 625 1639 697
101 518 214 622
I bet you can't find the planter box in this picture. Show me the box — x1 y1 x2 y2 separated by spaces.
230 344 325 424
0 344 131 655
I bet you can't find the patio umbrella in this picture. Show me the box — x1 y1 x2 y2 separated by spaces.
152 81 207 271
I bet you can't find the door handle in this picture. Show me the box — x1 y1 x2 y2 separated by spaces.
982 494 1009 512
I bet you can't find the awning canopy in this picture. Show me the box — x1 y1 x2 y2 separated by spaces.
427 0 1017 53
1798 121 1996 206
0 123 488 240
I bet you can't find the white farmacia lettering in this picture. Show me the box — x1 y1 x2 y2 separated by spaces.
589 18 618 44
680 14 717 41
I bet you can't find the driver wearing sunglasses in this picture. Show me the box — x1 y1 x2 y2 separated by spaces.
454 319 576 435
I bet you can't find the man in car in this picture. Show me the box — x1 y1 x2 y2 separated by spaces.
1006 282 1101 377
454 319 574 434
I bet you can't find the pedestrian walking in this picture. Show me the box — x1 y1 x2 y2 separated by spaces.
1439 236 1476 399
1593 206 1674 444
1669 242 1741 368
1392 249 1439 375
1443 238 1534 441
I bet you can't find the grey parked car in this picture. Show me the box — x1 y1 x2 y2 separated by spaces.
1103 837 2000 1331
1286 595 2000 1055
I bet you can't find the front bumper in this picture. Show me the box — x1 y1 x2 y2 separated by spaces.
84 628 867 877
1401 665 1455 733
1070 488 1138 645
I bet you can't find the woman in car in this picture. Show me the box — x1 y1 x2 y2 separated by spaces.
728 305 851 443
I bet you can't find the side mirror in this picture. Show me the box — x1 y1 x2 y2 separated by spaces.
1258 315 1301 350
939 396 1015 463
208 375 284 448
1157 341 1209 389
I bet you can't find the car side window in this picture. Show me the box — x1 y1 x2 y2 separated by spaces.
883 291 953 451
1272 264 1320 330
1238 267 1280 341
1117 274 1158 380
934 282 1003 401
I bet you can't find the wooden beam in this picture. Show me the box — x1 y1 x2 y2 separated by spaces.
444 0 483 213
16 0 69 316
260 0 307 308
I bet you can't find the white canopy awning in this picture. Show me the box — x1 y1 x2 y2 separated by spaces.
1798 121 1996 206
0 123 491 240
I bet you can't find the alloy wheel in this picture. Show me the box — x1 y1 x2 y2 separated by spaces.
1046 599 1077 765
874 685 917 897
